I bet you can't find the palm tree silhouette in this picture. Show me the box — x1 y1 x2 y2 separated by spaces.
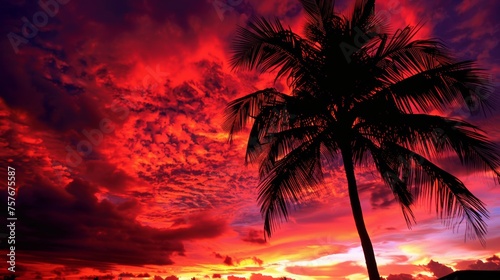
223 0 500 279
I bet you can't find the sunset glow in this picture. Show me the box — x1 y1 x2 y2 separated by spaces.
1 0 500 279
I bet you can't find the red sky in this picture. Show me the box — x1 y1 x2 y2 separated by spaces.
1 0 500 279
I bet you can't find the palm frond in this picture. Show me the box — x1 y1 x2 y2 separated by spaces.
258 133 325 237
373 25 450 64
355 134 416 226
385 143 489 244
377 61 495 114
258 125 326 177
355 113 500 181
222 88 288 142
223 0 499 248
230 16 316 86
351 0 375 31
435 120 500 181
299 0 335 24
245 101 301 163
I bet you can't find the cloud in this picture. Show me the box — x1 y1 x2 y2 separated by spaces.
385 274 434 280
424 260 454 278
1 0 500 279
214 252 224 259
83 159 139 191
251 257 264 266
368 184 396 209
466 255 500 270
456 0 478 14
12 177 227 268
224 256 235 266
79 275 115 280
241 229 267 245
50 266 80 277
249 273 292 280
286 261 365 278
386 274 414 280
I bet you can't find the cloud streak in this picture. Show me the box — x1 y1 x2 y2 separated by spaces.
0 0 499 279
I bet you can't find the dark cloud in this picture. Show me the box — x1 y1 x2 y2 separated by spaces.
0 45 106 133
249 273 295 280
384 273 434 280
424 260 454 278
118 272 150 278
51 266 80 277
214 252 224 259
12 176 226 268
252 257 264 266
466 255 500 270
241 229 267 245
80 275 115 280
386 274 414 280
368 184 396 209
213 253 263 268
84 160 138 191
224 256 234 266
286 261 364 278
358 182 397 210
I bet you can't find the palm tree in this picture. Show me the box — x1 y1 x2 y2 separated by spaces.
223 0 500 279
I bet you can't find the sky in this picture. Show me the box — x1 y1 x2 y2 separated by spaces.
0 0 500 279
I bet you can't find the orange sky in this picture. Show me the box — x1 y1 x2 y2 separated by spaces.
1 0 500 279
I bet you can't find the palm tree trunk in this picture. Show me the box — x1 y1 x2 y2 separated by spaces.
341 147 380 280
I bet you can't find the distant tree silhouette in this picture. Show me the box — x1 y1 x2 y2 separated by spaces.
223 0 500 279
